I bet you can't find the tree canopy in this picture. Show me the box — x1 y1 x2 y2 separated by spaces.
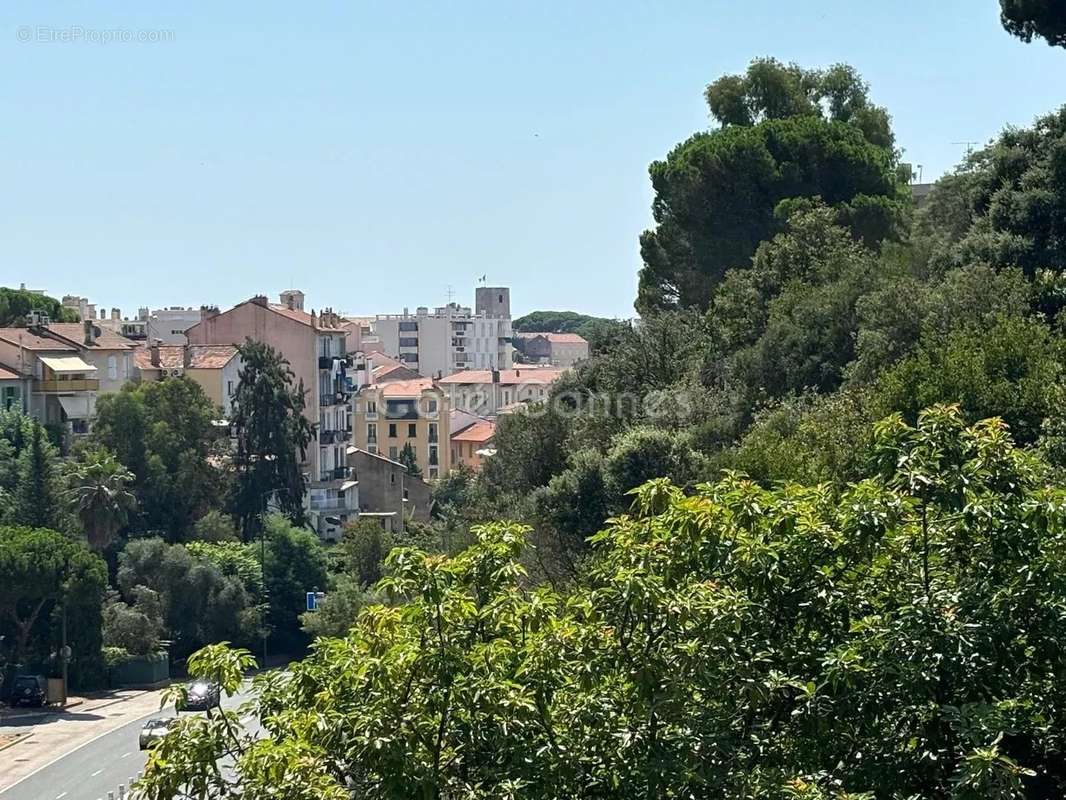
1000 0 1066 46
636 109 903 314
0 286 79 326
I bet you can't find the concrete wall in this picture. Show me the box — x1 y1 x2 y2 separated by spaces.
349 448 432 523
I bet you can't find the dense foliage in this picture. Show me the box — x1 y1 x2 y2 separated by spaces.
1000 0 1066 46
636 58 904 314
141 407 1066 799
230 340 315 539
0 285 79 326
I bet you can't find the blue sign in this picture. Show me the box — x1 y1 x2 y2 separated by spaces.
306 592 317 611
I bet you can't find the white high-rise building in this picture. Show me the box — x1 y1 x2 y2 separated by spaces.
373 287 512 378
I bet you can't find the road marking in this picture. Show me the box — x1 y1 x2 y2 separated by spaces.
55 793 67 799
90 769 103 777
121 751 131 758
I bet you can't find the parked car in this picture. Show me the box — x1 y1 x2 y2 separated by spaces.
138 717 178 750
179 680 220 712
9 674 46 707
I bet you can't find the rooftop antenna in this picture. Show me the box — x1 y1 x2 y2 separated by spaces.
445 284 455 304
952 140 979 159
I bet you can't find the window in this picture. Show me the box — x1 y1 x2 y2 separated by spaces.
368 444 377 454
367 400 377 416
390 472 396 485
407 423 416 438
451 447 457 463
367 423 377 442
427 399 438 413
123 354 130 379
227 380 234 397
429 467 439 479
389 446 398 460
428 423 438 443
398 321 418 332
429 445 438 466
107 355 117 380
388 423 397 438
399 337 418 347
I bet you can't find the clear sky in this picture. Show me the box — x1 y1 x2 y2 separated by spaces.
2 1 1064 320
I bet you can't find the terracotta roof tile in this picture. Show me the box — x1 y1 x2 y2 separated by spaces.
0 329 78 351
0 363 21 380
45 323 139 349
134 344 238 371
451 420 495 443
516 332 588 344
436 368 563 386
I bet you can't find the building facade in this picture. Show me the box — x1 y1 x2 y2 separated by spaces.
347 446 433 531
185 293 356 539
436 367 563 417
134 343 243 418
146 307 204 345
515 332 589 368
450 415 495 471
351 377 450 480
372 287 513 378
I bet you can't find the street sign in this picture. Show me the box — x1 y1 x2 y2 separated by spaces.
306 591 326 611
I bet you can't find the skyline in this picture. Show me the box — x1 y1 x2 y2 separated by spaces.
2 0 1065 319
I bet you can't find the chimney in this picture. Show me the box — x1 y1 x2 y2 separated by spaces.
111 308 121 321
183 346 192 369
83 319 97 346
200 305 220 320
250 295 268 307
149 341 161 367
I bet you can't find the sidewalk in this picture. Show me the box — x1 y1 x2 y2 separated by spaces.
0 686 168 793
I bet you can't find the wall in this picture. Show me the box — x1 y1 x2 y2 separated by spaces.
348 448 432 523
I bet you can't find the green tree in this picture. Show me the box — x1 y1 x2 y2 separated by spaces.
116 538 261 659
338 518 395 587
261 514 328 652
192 509 240 543
138 406 1066 799
13 419 62 530
230 340 314 539
1000 0 1066 46
65 449 137 552
397 441 422 478
637 71 902 314
0 286 79 326
102 586 164 656
93 377 222 540
704 58 894 148
0 526 106 666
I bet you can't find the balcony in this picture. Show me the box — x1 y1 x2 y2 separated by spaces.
319 389 350 407
34 379 99 393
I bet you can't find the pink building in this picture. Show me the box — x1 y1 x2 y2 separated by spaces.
185 293 356 541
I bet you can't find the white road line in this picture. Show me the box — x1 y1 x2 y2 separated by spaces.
54 793 67 799
90 769 103 777
121 752 131 758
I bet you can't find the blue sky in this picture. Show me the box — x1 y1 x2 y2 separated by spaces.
1 1 1064 320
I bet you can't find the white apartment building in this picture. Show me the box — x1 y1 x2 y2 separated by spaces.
147 307 204 345
373 287 513 378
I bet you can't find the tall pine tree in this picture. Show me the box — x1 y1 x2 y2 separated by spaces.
15 419 61 529
230 340 315 540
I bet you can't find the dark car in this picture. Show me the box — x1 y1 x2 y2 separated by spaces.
9 674 46 707
138 717 177 750
180 680 220 712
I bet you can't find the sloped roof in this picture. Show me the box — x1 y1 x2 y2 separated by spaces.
45 323 139 349
134 344 238 371
376 377 437 397
267 304 344 331
436 368 563 386
451 420 495 444
515 331 588 344
373 363 420 383
0 329 77 351
0 363 22 380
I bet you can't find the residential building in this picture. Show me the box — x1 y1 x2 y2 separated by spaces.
0 363 30 413
515 332 589 368
372 287 513 378
61 295 96 321
97 308 149 341
369 352 421 384
146 307 204 345
0 325 100 437
134 343 242 418
41 322 138 395
347 446 433 531
351 377 450 480
185 293 357 540
436 366 563 416
450 413 495 471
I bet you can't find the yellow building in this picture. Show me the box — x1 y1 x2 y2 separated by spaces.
134 344 242 418
351 378 450 480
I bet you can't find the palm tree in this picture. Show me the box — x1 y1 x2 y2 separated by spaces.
66 449 137 551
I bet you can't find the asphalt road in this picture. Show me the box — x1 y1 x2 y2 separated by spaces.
0 688 254 800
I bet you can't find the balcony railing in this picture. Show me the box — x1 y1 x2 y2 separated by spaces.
319 429 351 445
34 379 99 393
